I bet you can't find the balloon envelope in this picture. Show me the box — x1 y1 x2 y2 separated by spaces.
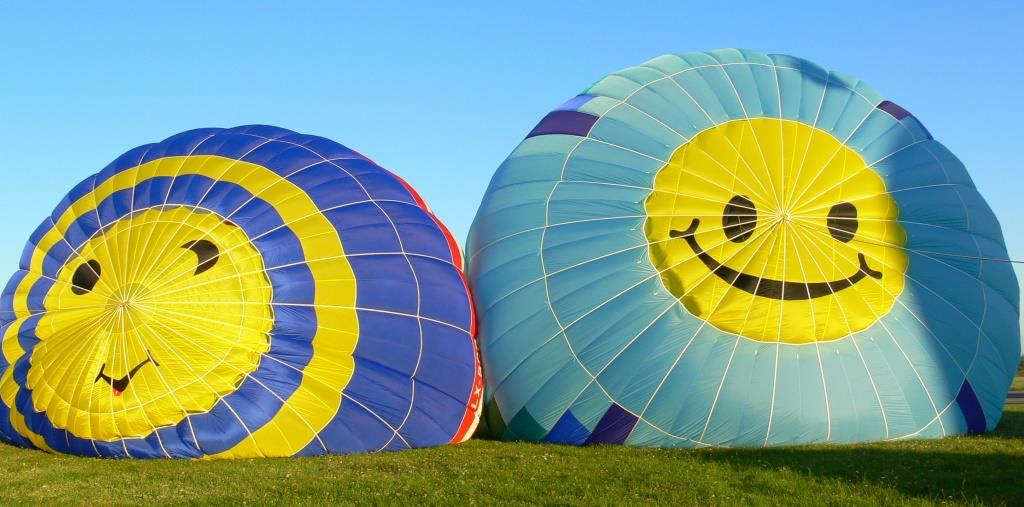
468 49 1019 447
0 125 481 458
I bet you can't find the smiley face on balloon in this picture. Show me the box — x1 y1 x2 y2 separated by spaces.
29 207 272 441
645 118 908 343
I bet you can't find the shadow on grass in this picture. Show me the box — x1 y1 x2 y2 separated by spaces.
693 410 1023 504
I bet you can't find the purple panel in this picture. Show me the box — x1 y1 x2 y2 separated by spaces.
956 379 987 434
877 100 912 120
585 403 638 445
526 110 599 139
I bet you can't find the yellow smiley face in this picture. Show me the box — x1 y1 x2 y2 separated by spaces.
645 118 908 344
27 207 273 440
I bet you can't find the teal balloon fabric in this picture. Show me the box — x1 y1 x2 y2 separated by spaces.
467 49 1020 447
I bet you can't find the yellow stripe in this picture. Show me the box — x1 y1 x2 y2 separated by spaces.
1 314 23 370
3 155 358 456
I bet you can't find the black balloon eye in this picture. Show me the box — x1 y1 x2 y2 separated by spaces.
827 202 858 243
71 260 101 295
722 195 757 243
182 239 220 275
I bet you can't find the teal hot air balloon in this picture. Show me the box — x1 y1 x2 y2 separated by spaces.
467 49 1020 447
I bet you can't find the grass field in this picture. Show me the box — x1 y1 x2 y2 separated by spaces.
0 405 1020 506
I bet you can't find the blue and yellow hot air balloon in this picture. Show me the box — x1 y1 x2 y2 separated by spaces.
0 125 482 458
468 49 1020 447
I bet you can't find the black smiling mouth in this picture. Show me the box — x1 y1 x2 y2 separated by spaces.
94 352 159 396
669 218 882 301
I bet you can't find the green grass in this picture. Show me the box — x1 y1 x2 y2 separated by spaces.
1 406 1022 506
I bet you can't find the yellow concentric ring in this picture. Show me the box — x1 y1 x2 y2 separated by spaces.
2 156 359 457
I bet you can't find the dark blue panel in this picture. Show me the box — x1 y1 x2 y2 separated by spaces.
337 159 416 203
166 173 216 206
526 110 599 138
20 222 52 271
294 434 328 457
63 207 103 251
15 314 41 356
585 403 638 445
123 433 171 458
268 308 318 349
190 129 270 161
231 198 285 238
25 277 53 313
94 186 125 226
231 124 295 141
876 100 911 120
311 395 396 454
412 320 474 405
383 436 412 451
91 438 130 458
39 239 73 279
348 254 418 314
956 379 987 434
64 432 100 457
266 263 316 306
193 176 251 213
409 256 472 330
344 356 415 430
324 201 402 255
158 127 221 151
286 133 363 161
243 142 324 177
154 424 204 458
397 380 465 447
189 399 253 455
379 201 452 260
352 311 420 377
288 162 367 210
0 398 33 448
546 410 590 445
145 128 219 164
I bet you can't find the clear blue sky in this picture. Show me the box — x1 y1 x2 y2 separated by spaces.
2 2 1021 336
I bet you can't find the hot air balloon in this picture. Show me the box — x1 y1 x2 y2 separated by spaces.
0 125 482 458
468 49 1019 447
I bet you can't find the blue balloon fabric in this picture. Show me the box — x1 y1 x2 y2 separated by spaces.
0 125 481 458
